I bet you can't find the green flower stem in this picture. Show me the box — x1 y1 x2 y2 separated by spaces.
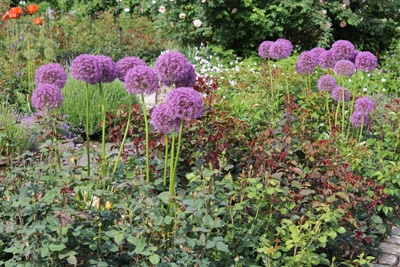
141 94 150 182
334 101 340 129
111 98 134 181
52 113 61 170
163 135 169 187
325 93 332 132
85 83 91 177
99 82 107 178
169 133 176 195
173 120 184 177
357 116 365 143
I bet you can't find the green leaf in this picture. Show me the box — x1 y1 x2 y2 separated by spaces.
49 243 66 252
149 254 160 265
371 215 383 224
67 255 77 265
216 241 229 253
158 191 172 203
40 246 49 258
114 231 124 245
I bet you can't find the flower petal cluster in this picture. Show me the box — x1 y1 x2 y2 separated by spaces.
26 4 38 14
124 66 159 95
296 51 318 74
319 50 337 69
310 47 326 60
70 54 102 85
331 86 350 102
116 56 147 82
35 63 67 89
350 111 370 127
269 38 293 59
150 103 181 134
32 83 63 110
258 41 274 59
154 51 196 88
331 40 355 60
34 17 43 25
165 87 203 119
96 55 119 83
334 60 355 77
355 51 377 72
354 96 374 113
317 74 337 92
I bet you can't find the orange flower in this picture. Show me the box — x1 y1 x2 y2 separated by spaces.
33 17 43 25
10 6 23 15
2 12 9 21
8 8 19 19
26 4 38 15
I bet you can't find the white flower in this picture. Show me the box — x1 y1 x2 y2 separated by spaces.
179 13 185 19
363 88 368 92
382 88 386 91
159 5 166 13
152 0 156 4
381 78 386 83
201 0 206 2
193 19 202 28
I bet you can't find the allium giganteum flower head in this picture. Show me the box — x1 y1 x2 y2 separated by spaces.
269 38 293 59
331 86 350 102
32 83 63 110
331 40 355 61
296 51 319 74
355 51 378 72
154 51 196 87
35 63 67 89
124 66 159 95
116 56 147 82
319 50 337 69
310 47 326 59
317 74 337 92
354 96 375 113
165 87 203 120
70 54 102 85
150 103 181 134
96 55 119 83
350 111 370 127
258 41 274 59
334 60 355 77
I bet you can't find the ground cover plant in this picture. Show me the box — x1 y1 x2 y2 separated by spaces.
1 2 400 267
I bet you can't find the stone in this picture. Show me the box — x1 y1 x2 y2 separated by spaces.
388 236 400 245
378 254 399 266
392 227 400 236
380 242 400 256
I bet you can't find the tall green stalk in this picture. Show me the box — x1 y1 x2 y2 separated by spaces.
85 83 91 176
141 94 150 182
98 82 107 177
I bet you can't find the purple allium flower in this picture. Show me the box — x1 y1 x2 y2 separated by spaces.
269 38 293 59
331 86 350 102
116 56 147 82
331 40 355 61
317 74 337 92
70 54 102 85
165 87 203 120
354 96 375 113
350 111 370 127
334 60 355 77
258 41 274 59
154 51 196 87
348 50 359 63
32 83 63 110
150 103 181 134
96 55 119 83
310 47 326 60
296 51 319 74
124 66 159 95
35 63 67 89
355 51 377 72
319 50 337 69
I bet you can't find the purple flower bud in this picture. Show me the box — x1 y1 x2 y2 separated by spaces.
355 51 377 72
35 63 67 89
269 38 293 59
116 56 147 82
334 60 355 77
354 96 374 113
296 51 319 74
124 66 159 95
258 41 274 59
331 86 350 102
331 40 355 61
165 87 203 120
155 51 196 87
32 83 63 110
317 74 337 92
150 103 181 134
70 54 102 85
96 55 119 83
350 111 370 127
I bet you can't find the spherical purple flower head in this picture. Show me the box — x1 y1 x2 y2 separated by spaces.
354 96 375 113
310 47 326 60
150 103 181 134
32 83 63 110
70 54 102 85
319 49 337 69
350 111 370 127
348 50 359 63
269 38 293 59
296 51 319 74
116 56 147 82
35 63 67 89
165 87 203 120
96 55 119 83
124 65 159 95
331 86 350 102
258 41 274 59
331 40 355 61
154 51 196 87
317 74 337 92
334 60 355 77
355 51 377 72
